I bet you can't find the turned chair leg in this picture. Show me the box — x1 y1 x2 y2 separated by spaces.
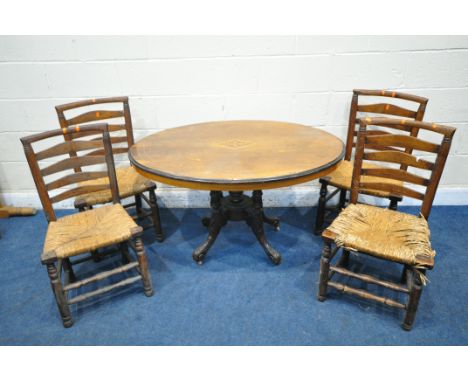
120 242 130 264
314 181 328 235
317 239 332 301
402 268 424 331
339 189 347 209
135 194 143 216
46 262 73 328
134 237 154 297
62 258 76 283
148 189 164 242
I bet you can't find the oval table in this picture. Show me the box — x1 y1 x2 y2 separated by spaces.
129 120 344 265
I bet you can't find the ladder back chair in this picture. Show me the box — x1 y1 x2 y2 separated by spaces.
314 89 429 234
55 97 163 242
317 117 456 330
21 124 153 328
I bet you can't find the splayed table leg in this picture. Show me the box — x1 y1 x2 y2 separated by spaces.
193 190 281 265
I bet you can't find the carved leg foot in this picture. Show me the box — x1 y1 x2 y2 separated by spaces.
192 227 222 265
193 191 226 265
46 262 73 328
135 237 153 297
148 189 164 242
245 191 281 265
263 213 280 231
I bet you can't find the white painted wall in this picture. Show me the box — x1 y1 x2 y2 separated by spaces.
1 36 468 208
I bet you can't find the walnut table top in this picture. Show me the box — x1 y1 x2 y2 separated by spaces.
129 120 344 191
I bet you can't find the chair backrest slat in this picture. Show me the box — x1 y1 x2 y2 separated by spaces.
55 97 134 173
353 121 414 134
67 110 125 126
352 142 406 152
36 140 104 161
365 134 440 153
46 171 108 191
21 124 120 222
90 136 128 144
352 89 429 103
358 182 425 200
56 97 133 148
50 184 110 204
55 96 127 109
345 89 428 161
357 103 417 118
66 124 126 139
362 167 430 186
353 130 390 137
40 155 107 177
350 118 456 220
83 147 129 157
362 151 434 171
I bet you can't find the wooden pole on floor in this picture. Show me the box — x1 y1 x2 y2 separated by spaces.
0 206 37 218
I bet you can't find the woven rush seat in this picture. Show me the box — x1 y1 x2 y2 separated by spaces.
43 204 138 259
323 203 435 268
76 166 153 206
322 159 404 197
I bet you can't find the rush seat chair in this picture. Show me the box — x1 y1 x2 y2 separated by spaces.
21 124 154 328
317 117 456 330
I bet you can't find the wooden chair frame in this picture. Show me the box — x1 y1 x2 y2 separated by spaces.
21 124 153 328
317 117 456 330
314 89 429 235
55 97 163 242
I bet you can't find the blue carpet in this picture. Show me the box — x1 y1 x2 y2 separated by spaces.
0 205 467 345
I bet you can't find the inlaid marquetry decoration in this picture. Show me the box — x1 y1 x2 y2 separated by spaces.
217 139 254 149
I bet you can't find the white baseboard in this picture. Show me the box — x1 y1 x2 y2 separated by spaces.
1 186 467 209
